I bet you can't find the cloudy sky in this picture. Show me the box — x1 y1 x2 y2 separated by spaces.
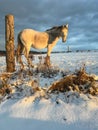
0 0 98 51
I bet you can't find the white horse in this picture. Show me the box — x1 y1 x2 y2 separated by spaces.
16 24 68 68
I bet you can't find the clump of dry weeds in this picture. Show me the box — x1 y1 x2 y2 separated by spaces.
48 67 98 96
0 73 12 96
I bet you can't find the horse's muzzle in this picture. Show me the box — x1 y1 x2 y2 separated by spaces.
62 39 66 42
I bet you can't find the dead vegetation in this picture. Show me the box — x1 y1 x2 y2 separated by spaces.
0 73 12 96
48 67 98 96
0 62 98 98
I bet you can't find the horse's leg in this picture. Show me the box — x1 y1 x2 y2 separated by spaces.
44 44 53 66
24 46 34 68
18 55 24 69
44 55 51 66
16 42 24 69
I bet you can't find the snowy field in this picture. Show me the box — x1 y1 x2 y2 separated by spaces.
0 51 98 130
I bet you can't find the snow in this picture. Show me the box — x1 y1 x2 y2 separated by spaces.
0 51 98 130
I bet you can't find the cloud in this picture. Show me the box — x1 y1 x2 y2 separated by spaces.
0 0 98 50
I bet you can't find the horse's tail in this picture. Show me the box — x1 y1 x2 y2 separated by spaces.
16 32 24 63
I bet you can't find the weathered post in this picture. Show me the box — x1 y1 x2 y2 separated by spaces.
5 14 15 72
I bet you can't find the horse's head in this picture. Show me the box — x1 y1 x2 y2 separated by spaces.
60 24 68 42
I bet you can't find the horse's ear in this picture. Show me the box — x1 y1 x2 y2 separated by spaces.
66 24 68 28
62 24 68 28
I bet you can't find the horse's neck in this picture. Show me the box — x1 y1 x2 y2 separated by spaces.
47 30 60 44
51 37 59 46
50 29 60 37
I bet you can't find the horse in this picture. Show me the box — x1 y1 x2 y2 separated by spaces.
16 24 68 68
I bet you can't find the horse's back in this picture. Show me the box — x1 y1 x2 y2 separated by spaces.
20 29 35 39
19 29 49 49
20 29 48 41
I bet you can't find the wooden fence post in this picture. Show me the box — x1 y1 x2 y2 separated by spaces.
5 14 15 72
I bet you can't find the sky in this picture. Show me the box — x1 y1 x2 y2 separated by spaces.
0 0 98 51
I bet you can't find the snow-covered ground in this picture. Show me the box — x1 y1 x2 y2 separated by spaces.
0 51 98 130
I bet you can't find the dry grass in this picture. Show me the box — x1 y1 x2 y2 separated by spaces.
0 73 12 96
48 68 98 95
0 62 98 97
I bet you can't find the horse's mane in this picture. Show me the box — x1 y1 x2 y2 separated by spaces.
45 25 64 44
45 25 62 32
